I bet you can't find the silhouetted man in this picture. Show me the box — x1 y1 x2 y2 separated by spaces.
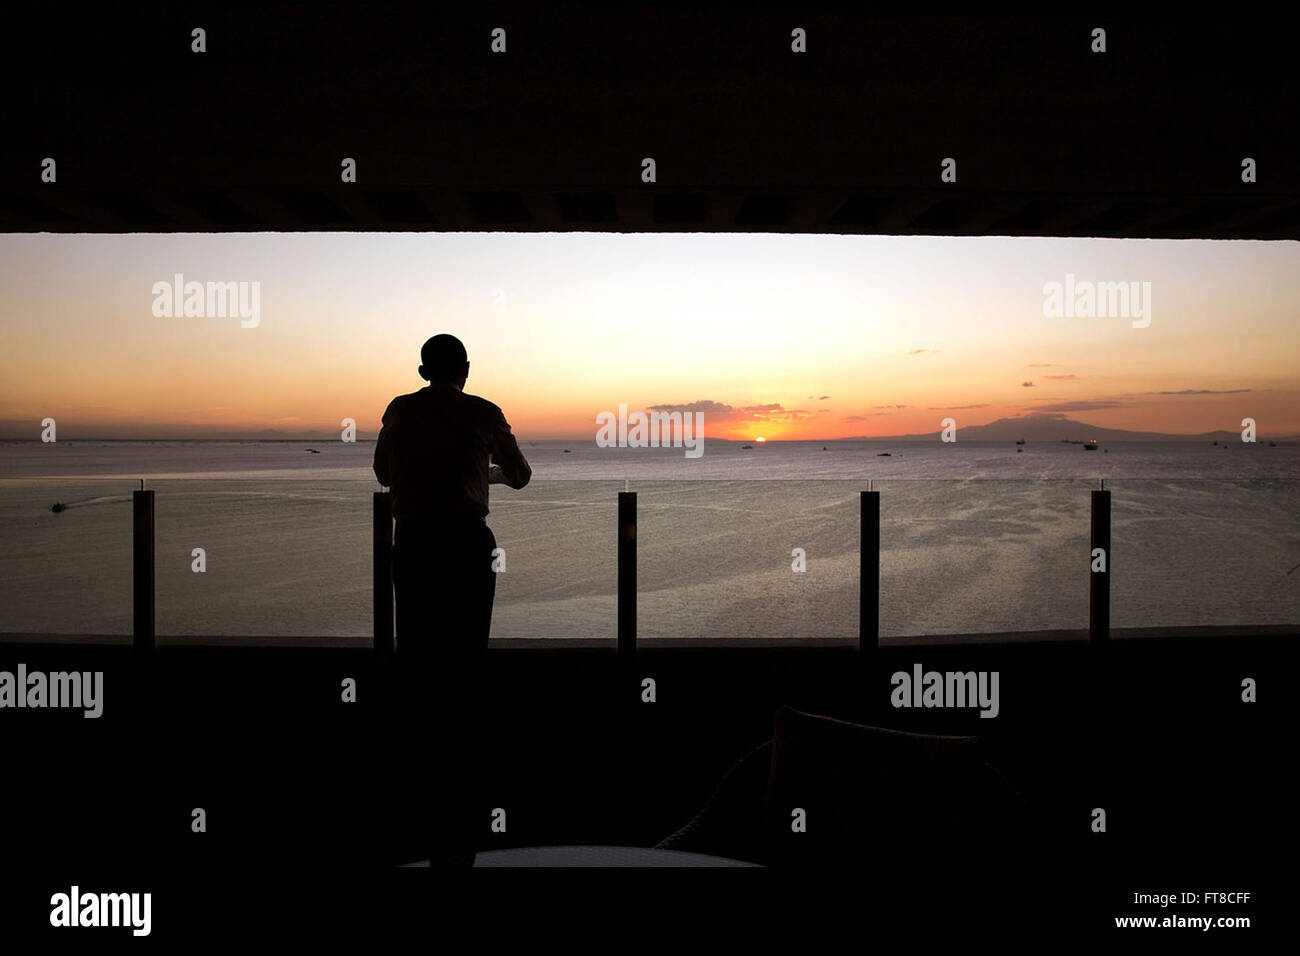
374 333 531 866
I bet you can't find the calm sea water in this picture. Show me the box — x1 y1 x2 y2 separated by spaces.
2 440 1297 641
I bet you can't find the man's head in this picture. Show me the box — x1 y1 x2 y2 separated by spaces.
419 334 470 387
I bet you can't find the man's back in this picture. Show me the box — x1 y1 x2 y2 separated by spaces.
373 381 531 519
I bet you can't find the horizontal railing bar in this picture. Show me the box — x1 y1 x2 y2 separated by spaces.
5 626 1299 651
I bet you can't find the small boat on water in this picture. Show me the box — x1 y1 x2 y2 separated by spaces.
877 452 891 457
741 444 753 449
305 448 320 454
1015 438 1026 445
1083 439 1098 450
563 449 571 453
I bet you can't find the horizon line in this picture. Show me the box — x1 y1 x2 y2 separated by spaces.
3 434 1296 444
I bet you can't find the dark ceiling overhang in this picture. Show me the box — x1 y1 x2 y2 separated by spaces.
3 4 1297 238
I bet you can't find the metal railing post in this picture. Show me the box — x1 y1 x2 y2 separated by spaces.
861 488 880 654
374 491 394 657
132 488 155 652
1090 487 1111 644
618 491 637 659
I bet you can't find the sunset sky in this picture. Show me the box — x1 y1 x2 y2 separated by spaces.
1 232 1297 440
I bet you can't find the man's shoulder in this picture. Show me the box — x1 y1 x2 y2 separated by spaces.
459 392 506 419
382 390 424 417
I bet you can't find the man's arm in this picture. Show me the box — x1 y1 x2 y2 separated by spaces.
373 401 396 486
489 407 531 489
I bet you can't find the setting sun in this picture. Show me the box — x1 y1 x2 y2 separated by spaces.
755 437 766 442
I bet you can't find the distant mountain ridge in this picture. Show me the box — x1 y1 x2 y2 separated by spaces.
843 414 1299 442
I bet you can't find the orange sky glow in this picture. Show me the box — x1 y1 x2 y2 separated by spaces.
2 233 1297 440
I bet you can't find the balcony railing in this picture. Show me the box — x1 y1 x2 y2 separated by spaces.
2 477 1296 650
